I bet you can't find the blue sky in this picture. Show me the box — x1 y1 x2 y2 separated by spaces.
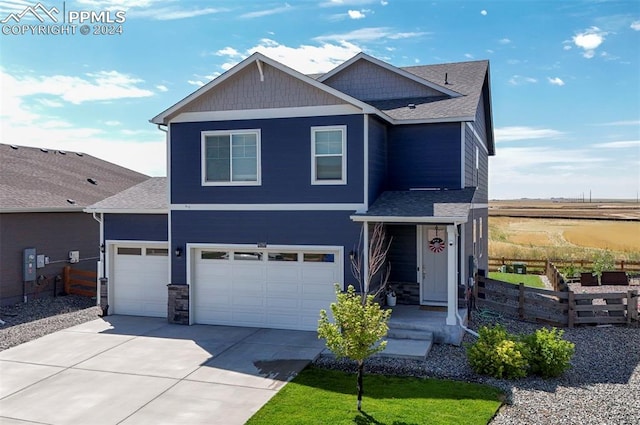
1 0 639 199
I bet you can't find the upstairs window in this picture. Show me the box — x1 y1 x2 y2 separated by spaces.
311 126 346 184
202 130 261 185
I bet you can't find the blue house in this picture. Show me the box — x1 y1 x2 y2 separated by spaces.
86 52 494 342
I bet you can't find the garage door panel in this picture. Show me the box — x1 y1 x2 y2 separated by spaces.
193 247 340 331
112 244 168 318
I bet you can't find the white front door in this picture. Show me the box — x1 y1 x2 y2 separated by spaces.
421 226 448 305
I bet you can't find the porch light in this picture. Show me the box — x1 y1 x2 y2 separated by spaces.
175 246 183 257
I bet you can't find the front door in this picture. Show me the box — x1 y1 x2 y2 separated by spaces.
421 226 448 305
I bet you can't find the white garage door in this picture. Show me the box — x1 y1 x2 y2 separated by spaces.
193 247 341 331
111 244 168 317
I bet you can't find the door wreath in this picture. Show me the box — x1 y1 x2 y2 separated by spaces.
429 237 445 253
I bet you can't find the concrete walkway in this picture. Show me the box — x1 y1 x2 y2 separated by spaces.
0 316 326 425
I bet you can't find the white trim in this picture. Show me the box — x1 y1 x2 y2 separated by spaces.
394 116 475 125
151 53 382 125
317 52 463 98
416 224 423 301
460 122 465 189
171 105 362 123
362 222 369 292
351 215 467 224
363 114 369 208
471 203 488 210
201 129 262 186
465 122 488 154
172 203 365 211
84 208 167 214
167 123 173 285
446 225 457 325
311 125 347 185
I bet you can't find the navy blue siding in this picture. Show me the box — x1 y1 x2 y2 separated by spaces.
386 225 417 283
170 115 364 204
367 116 388 205
170 210 361 286
104 214 168 241
387 123 462 190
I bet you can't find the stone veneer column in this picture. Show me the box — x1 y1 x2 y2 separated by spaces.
99 277 109 316
167 284 189 325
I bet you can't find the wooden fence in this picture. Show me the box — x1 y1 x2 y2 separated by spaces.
488 257 640 274
63 266 97 297
474 276 639 327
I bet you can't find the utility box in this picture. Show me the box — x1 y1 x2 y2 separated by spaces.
513 262 527 275
23 248 36 281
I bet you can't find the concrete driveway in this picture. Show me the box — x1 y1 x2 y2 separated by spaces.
0 316 326 425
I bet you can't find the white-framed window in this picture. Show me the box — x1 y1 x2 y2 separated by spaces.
202 129 261 186
311 125 346 185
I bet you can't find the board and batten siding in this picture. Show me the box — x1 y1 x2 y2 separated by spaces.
170 210 361 286
367 115 388 205
104 214 168 242
170 115 364 204
387 122 462 190
386 224 417 283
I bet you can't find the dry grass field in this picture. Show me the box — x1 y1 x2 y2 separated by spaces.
488 200 640 261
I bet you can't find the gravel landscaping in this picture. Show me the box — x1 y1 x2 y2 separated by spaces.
1 294 638 424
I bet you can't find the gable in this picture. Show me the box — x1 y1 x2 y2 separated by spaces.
172 61 347 117
322 58 447 101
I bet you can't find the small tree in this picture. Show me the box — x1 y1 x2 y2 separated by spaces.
318 222 392 411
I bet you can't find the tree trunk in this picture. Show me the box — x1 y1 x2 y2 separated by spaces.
357 360 364 411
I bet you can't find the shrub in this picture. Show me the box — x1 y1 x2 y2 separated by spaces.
466 325 529 379
521 327 575 378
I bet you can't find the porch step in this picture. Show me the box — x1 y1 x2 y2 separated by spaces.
387 328 433 341
375 337 433 361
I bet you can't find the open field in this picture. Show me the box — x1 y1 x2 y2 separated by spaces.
490 199 640 220
489 216 640 261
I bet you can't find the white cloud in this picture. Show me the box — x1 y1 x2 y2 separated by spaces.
380 0 388 5
594 120 640 127
572 26 607 58
464 53 474 59
36 99 64 108
104 120 121 126
216 47 241 57
508 75 538 86
480 10 487 16
320 0 378 6
631 20 640 31
2 69 153 105
547 77 565 86
592 140 640 149
314 27 427 42
240 4 293 19
187 80 205 87
499 38 511 44
155 84 168 92
495 126 564 142
348 10 365 19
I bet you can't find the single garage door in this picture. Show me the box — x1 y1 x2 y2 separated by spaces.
193 247 341 331
111 243 169 317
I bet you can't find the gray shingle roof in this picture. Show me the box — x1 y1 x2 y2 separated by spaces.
354 188 477 219
369 60 488 121
86 177 167 212
0 143 149 211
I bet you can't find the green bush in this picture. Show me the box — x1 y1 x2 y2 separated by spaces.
521 327 575 378
467 325 575 380
466 325 529 379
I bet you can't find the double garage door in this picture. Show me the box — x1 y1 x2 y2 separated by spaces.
193 247 341 331
111 244 340 331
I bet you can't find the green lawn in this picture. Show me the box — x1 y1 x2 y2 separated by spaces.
489 272 545 288
246 366 503 425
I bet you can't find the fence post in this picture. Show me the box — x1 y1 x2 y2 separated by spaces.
568 291 575 328
518 283 525 320
620 260 625 271
628 289 638 325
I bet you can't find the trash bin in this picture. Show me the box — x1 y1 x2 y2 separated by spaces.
513 262 527 274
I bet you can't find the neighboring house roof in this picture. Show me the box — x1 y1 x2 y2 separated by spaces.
0 143 149 213
85 177 168 213
351 188 477 223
